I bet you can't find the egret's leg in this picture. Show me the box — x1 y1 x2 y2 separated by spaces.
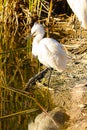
48 68 53 87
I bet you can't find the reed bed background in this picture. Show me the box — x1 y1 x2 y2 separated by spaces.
0 0 53 25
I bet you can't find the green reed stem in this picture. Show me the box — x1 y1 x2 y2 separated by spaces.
0 108 38 119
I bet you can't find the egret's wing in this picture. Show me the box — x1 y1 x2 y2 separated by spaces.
38 38 68 71
42 38 64 54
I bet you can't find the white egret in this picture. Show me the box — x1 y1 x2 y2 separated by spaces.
31 23 69 86
67 0 87 29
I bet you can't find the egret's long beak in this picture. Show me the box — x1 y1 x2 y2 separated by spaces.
24 33 33 40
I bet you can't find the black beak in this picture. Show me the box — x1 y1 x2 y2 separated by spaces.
24 33 33 40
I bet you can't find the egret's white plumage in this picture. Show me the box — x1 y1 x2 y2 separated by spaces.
67 0 87 29
31 23 69 72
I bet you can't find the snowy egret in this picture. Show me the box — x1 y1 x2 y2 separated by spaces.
31 23 69 86
67 0 87 29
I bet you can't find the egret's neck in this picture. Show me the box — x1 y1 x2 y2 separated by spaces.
34 34 44 42
32 34 44 56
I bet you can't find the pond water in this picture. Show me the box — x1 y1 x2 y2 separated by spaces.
0 23 42 130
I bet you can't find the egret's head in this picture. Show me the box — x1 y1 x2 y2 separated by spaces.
31 22 45 38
